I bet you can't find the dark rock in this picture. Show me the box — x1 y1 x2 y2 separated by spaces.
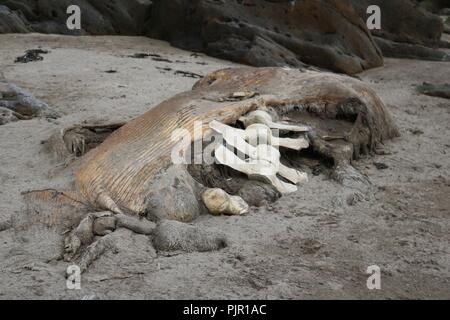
0 0 152 35
352 0 449 60
375 36 450 61
352 0 444 47
0 81 59 124
417 82 450 99
146 0 383 75
442 15 450 35
0 5 30 33
418 0 450 13
2 0 447 71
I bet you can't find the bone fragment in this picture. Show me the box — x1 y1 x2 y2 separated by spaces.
214 144 297 194
210 120 307 190
202 188 249 216
239 110 309 132
210 120 308 151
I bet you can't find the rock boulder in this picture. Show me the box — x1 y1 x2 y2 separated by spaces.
146 0 383 74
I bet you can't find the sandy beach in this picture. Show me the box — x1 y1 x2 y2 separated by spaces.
0 34 449 299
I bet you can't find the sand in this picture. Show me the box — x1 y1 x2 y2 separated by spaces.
0 34 449 299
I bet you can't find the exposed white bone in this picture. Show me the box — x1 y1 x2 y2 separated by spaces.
214 144 297 194
210 120 259 159
209 120 308 194
276 136 309 150
209 120 308 151
263 174 298 194
210 121 280 168
239 110 310 132
244 123 272 145
245 123 309 150
278 164 308 184
202 188 249 216
210 121 308 183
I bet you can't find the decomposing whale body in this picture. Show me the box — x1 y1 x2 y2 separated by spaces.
24 67 399 268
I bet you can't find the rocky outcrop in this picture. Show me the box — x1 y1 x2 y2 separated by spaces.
0 0 383 75
374 36 450 61
0 0 152 35
2 0 448 70
0 79 59 125
444 16 450 34
416 0 450 14
352 0 444 46
351 0 450 61
0 5 30 33
145 0 383 75
417 82 450 99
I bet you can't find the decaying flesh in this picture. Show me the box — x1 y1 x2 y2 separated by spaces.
23 67 399 264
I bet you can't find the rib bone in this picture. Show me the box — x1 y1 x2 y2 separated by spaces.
245 123 309 150
239 110 310 132
214 144 297 194
210 120 308 151
209 119 309 193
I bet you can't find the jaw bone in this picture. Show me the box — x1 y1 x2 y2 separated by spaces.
209 119 309 194
239 110 310 132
